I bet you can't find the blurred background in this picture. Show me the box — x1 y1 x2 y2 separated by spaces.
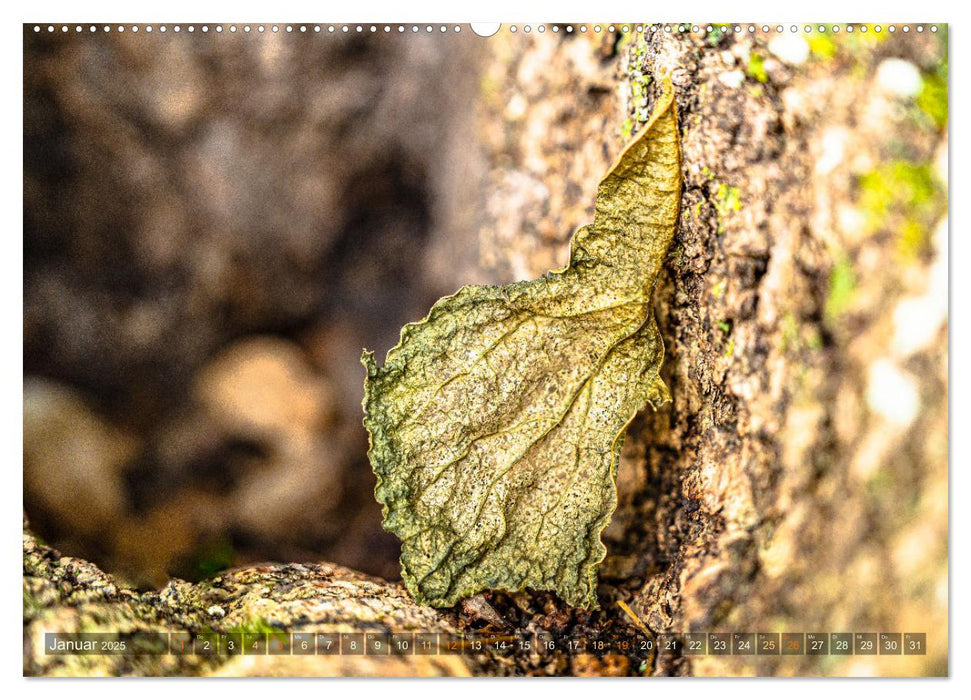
24 27 495 585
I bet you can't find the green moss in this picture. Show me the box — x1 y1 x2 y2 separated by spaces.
853 25 889 42
620 117 634 141
630 74 653 124
825 253 856 322
714 183 741 213
858 161 943 259
805 25 893 64
896 220 925 260
625 35 654 126
917 64 948 131
712 182 742 234
746 52 769 83
858 162 936 226
808 34 838 60
225 618 281 636
716 319 734 357
706 25 727 47
716 318 735 356
842 26 888 54
616 27 636 52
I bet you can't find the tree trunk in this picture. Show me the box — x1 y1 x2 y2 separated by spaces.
469 27 947 677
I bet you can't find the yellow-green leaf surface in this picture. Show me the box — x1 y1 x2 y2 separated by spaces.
362 82 681 610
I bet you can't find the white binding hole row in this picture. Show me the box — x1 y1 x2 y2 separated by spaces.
31 23 939 35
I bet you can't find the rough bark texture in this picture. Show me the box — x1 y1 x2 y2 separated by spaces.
469 27 946 677
23 519 471 677
24 25 947 677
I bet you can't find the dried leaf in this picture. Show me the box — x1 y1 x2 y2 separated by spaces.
362 82 681 609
